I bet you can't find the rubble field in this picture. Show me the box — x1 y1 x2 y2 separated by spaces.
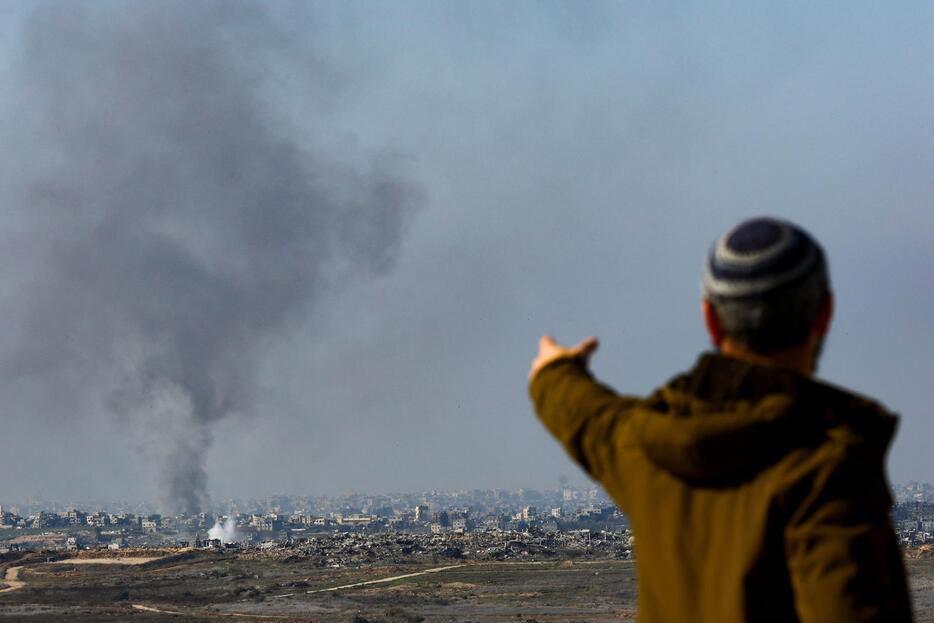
1 537 933 622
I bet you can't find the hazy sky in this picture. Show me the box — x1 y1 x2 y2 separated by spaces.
0 1 931 508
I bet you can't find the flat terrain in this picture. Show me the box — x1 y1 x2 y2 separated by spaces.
0 550 932 621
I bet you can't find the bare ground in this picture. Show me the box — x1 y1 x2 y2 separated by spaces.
0 550 930 622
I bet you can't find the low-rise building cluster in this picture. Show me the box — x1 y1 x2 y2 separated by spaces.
893 500 934 547
0 488 626 553
3 484 932 558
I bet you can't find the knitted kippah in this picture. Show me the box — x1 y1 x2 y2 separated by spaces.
703 217 825 299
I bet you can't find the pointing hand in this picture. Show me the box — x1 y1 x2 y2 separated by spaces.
528 335 599 381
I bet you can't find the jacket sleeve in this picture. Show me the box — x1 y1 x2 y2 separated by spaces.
783 446 913 623
528 357 640 485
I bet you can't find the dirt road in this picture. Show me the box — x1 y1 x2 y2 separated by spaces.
304 563 467 594
131 603 290 619
0 567 24 594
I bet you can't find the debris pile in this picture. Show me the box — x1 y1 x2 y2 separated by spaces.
235 529 632 568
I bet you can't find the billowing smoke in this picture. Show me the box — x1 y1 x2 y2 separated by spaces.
207 517 240 544
0 3 420 513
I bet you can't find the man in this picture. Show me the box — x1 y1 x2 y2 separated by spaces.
528 217 912 622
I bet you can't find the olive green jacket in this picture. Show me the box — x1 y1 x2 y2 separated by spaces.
530 353 912 622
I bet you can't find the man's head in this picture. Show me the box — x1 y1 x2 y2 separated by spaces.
701 217 832 374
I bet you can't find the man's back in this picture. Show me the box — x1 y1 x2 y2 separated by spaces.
530 353 912 622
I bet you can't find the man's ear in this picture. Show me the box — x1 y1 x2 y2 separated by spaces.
815 291 833 336
702 299 724 348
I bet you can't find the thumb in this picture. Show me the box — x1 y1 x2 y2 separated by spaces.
539 334 561 354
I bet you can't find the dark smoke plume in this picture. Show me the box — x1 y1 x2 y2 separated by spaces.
0 2 420 513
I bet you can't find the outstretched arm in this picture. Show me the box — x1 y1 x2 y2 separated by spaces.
528 336 640 485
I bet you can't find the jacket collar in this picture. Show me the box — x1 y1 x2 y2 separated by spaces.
634 352 899 485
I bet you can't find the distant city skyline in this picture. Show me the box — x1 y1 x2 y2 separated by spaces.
2 481 931 556
3 477 933 514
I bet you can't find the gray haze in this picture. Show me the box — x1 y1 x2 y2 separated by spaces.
0 1 419 512
0 2 931 505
